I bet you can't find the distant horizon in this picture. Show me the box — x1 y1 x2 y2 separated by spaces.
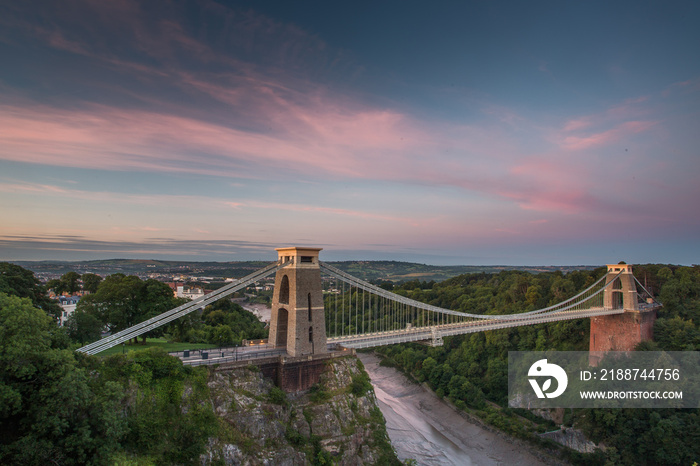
2 235 694 266
6 251 692 268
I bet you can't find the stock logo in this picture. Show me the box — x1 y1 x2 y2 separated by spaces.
528 359 568 399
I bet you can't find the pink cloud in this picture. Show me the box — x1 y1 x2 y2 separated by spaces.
494 228 520 235
560 120 657 150
504 157 600 214
558 94 655 150
2 0 676 222
0 181 242 210
235 200 412 224
0 99 427 181
0 181 415 229
45 30 91 55
562 117 592 132
0 1 528 207
481 105 524 126
606 96 650 119
662 78 700 97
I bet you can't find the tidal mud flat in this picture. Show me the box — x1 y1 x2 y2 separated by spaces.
241 302 271 323
359 353 548 466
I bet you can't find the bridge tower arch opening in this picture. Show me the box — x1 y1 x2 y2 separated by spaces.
610 277 624 309
268 247 328 357
279 275 290 304
275 308 289 346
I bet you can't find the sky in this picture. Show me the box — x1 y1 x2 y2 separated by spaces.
0 0 699 265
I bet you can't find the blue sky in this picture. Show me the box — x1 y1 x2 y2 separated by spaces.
0 0 698 265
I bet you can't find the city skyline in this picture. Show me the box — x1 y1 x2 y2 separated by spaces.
1 1 699 266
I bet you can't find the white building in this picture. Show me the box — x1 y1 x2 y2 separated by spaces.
176 285 205 300
58 295 80 326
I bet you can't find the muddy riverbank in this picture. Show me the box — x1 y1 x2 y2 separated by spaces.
358 352 548 465
240 302 271 323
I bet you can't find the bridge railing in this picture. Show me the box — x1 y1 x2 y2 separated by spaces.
179 349 286 366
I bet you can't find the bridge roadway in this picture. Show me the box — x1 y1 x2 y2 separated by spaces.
327 307 627 349
175 307 644 366
171 343 285 367
172 343 356 366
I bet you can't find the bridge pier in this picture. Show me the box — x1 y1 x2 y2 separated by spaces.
589 264 657 365
214 350 355 392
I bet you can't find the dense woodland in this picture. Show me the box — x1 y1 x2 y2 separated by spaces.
0 288 217 463
1 261 699 464
375 264 700 465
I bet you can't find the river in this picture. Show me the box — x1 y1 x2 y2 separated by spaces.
240 302 271 323
358 353 546 466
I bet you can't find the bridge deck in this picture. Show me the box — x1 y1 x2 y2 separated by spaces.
173 304 661 365
327 307 629 349
172 343 352 367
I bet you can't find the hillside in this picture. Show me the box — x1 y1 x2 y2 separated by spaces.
13 258 597 282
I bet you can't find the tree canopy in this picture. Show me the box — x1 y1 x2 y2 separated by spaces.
0 292 126 464
81 273 103 294
76 274 178 343
0 262 62 317
0 264 219 464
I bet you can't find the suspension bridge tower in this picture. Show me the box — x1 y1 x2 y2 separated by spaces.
590 264 657 362
268 247 328 357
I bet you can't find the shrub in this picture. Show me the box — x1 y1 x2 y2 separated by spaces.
349 373 373 396
268 386 288 405
309 383 330 403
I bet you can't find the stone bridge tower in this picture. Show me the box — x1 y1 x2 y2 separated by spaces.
268 247 327 357
590 264 657 363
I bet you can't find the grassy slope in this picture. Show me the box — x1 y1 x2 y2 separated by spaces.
96 337 216 356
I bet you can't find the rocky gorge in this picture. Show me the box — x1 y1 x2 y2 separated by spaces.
200 356 400 465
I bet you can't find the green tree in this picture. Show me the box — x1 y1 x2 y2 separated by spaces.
419 357 437 382
209 324 235 346
484 358 508 403
0 263 61 318
447 374 485 408
654 316 699 350
61 271 82 295
525 284 541 306
138 279 179 341
198 298 267 345
81 273 103 294
78 274 141 339
111 349 218 463
47 271 82 295
66 308 104 344
0 292 126 464
77 274 178 344
45 278 62 293
549 276 575 303
166 300 199 342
